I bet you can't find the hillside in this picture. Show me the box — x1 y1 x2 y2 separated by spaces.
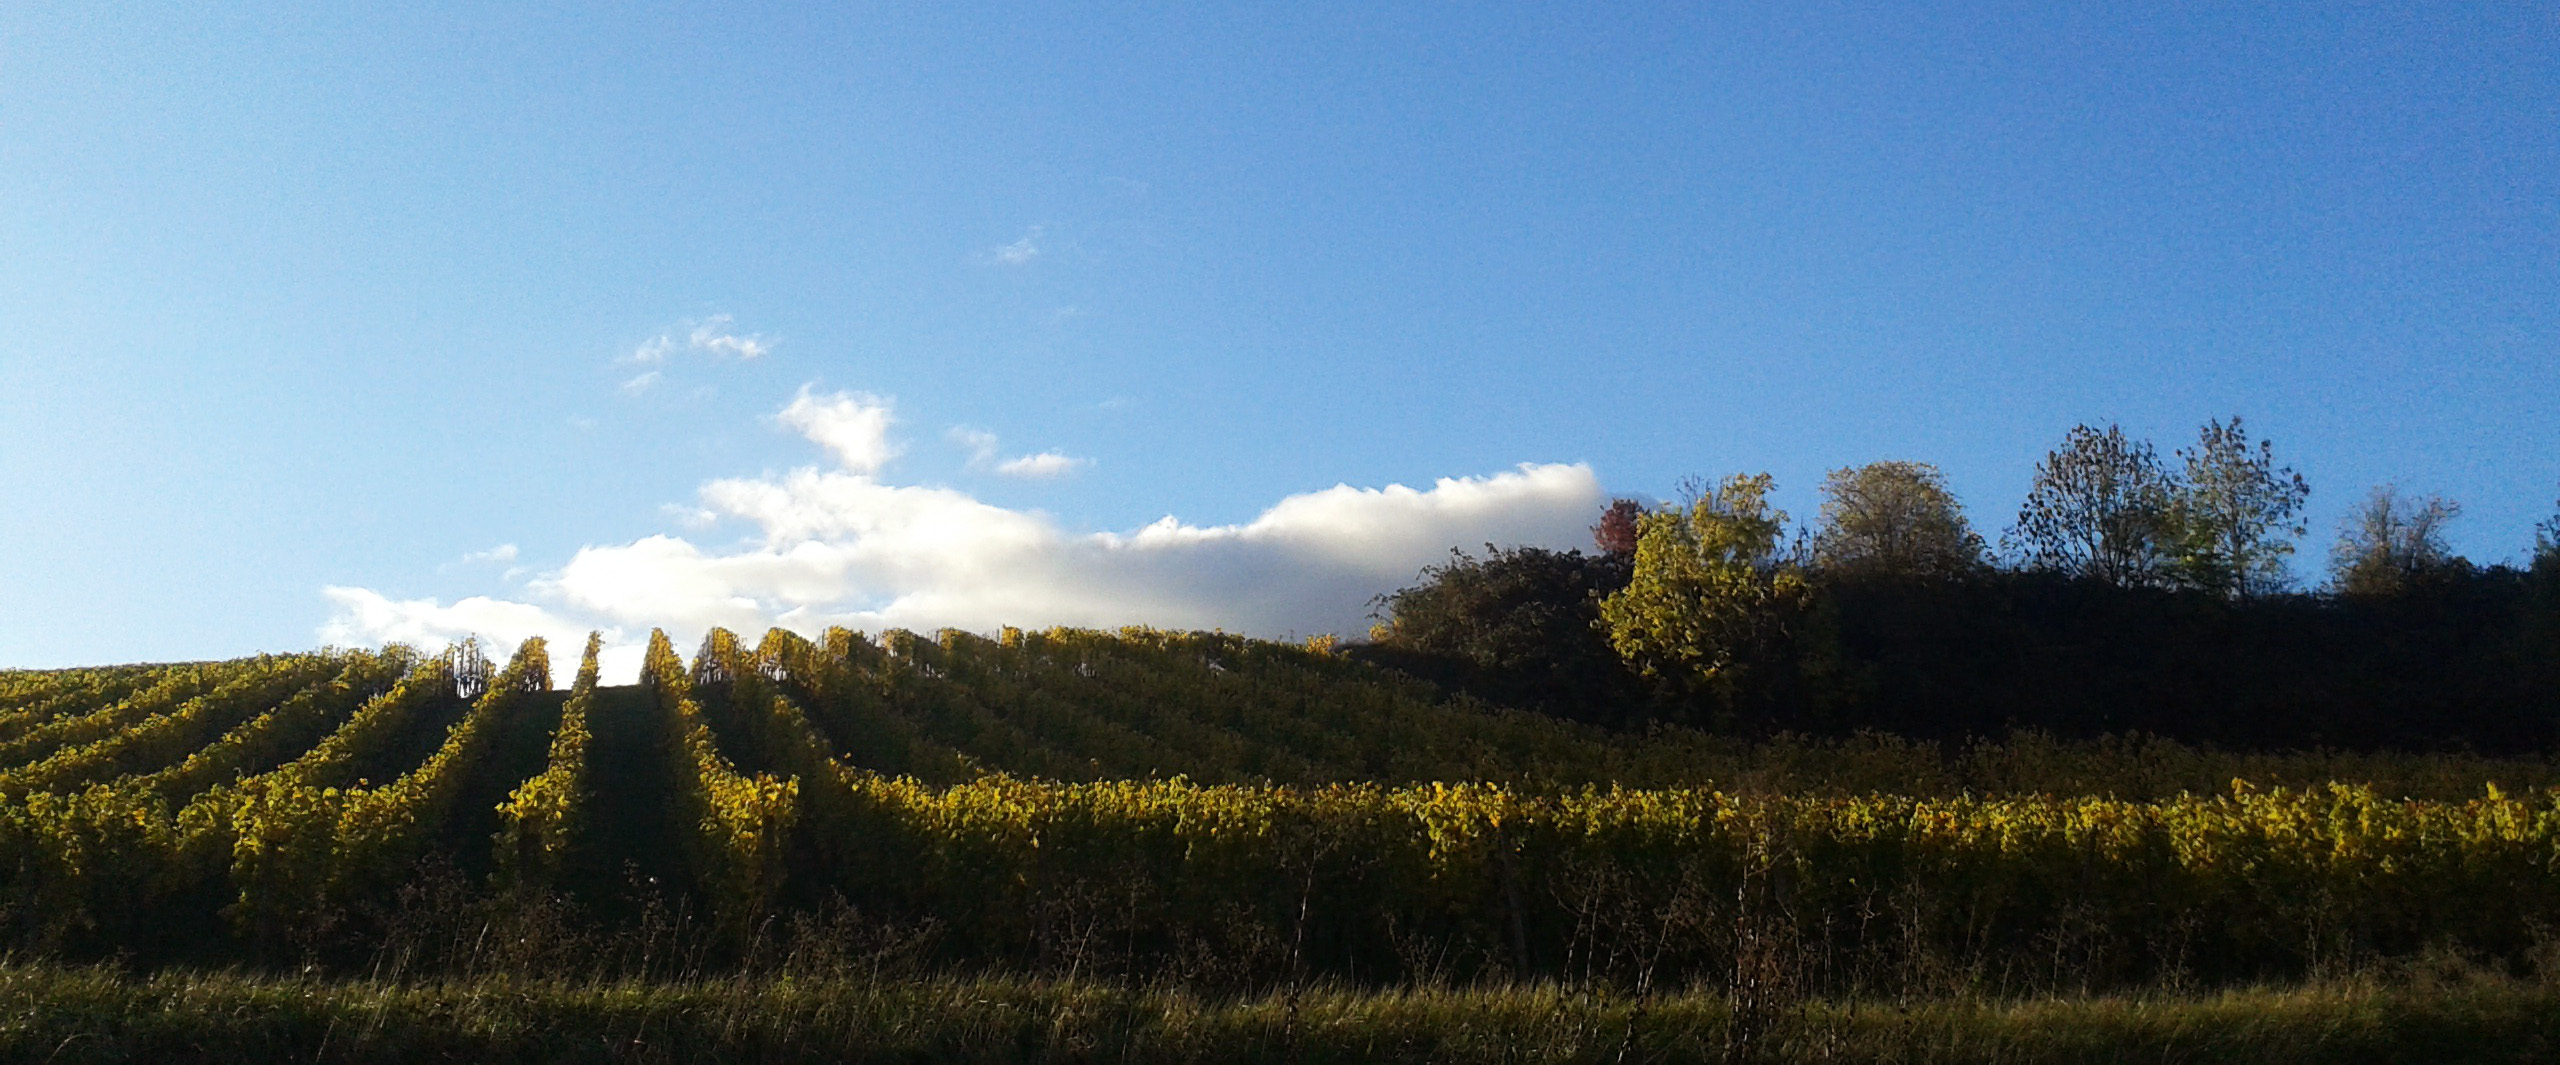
2 629 2558 1001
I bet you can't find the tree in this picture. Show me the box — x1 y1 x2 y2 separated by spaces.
1591 498 1644 556
1597 474 1809 719
1365 545 1636 722
2164 416 2310 597
2330 486 2463 596
2535 488 2560 573
1809 461 1985 580
2009 424 2176 587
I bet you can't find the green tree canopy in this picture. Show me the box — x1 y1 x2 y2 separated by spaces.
2330 485 2464 596
1810 461 1985 580
1597 474 1808 719
2164 416 2310 597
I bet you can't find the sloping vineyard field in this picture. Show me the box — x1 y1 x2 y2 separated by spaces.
2 628 2557 996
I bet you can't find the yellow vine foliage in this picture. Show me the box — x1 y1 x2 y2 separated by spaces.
645 629 797 937
496 632 603 888
0 627 2557 984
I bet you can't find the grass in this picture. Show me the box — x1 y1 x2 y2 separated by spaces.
3 962 2553 1064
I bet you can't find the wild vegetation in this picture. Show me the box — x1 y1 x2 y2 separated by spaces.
6 962 2555 1064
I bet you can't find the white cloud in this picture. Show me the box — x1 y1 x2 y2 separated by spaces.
948 426 1001 467
777 387 899 476
461 544 520 564
625 314 771 379
320 587 570 648
950 427 1083 478
689 315 770 359
662 502 721 530
317 587 642 683
322 388 1605 684
992 227 1042 265
995 451 1087 478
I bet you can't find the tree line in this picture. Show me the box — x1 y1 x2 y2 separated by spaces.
1363 418 2560 752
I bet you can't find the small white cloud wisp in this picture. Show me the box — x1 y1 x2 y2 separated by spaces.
948 426 1002 467
322 387 1605 683
950 425 1087 479
995 451 1087 478
992 227 1042 265
460 544 519 564
630 314 771 365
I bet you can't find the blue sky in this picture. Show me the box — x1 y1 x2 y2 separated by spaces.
3 2 2554 670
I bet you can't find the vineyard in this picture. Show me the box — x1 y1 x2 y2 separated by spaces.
3 628 2559 1001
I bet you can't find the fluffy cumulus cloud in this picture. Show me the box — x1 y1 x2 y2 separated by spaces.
317 588 649 681
322 388 1604 683
777 388 900 475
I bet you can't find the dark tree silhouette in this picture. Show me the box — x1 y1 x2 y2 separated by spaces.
2009 424 2176 588
1364 545 1641 724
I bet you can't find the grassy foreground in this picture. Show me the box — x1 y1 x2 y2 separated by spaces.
3 964 2555 1065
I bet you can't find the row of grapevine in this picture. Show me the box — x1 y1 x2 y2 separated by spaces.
324 639 552 900
4 628 2559 990
248 651 460 793
808 625 1715 789
795 626 2560 801
126 648 416 802
855 629 1101 781
692 629 891 903
641 629 795 935
193 640 551 941
655 626 2560 988
0 642 554 954
791 625 1387 784
827 773 2560 989
1026 626 1507 780
495 633 603 887
0 653 431 956
0 665 221 771
0 653 354 798
1029 626 1734 786
750 628 981 785
918 628 1301 783
0 662 176 703
0 665 171 745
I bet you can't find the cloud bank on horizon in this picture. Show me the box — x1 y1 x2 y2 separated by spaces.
320 387 1605 682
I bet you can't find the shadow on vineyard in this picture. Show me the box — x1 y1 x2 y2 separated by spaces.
5 626 2560 1062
